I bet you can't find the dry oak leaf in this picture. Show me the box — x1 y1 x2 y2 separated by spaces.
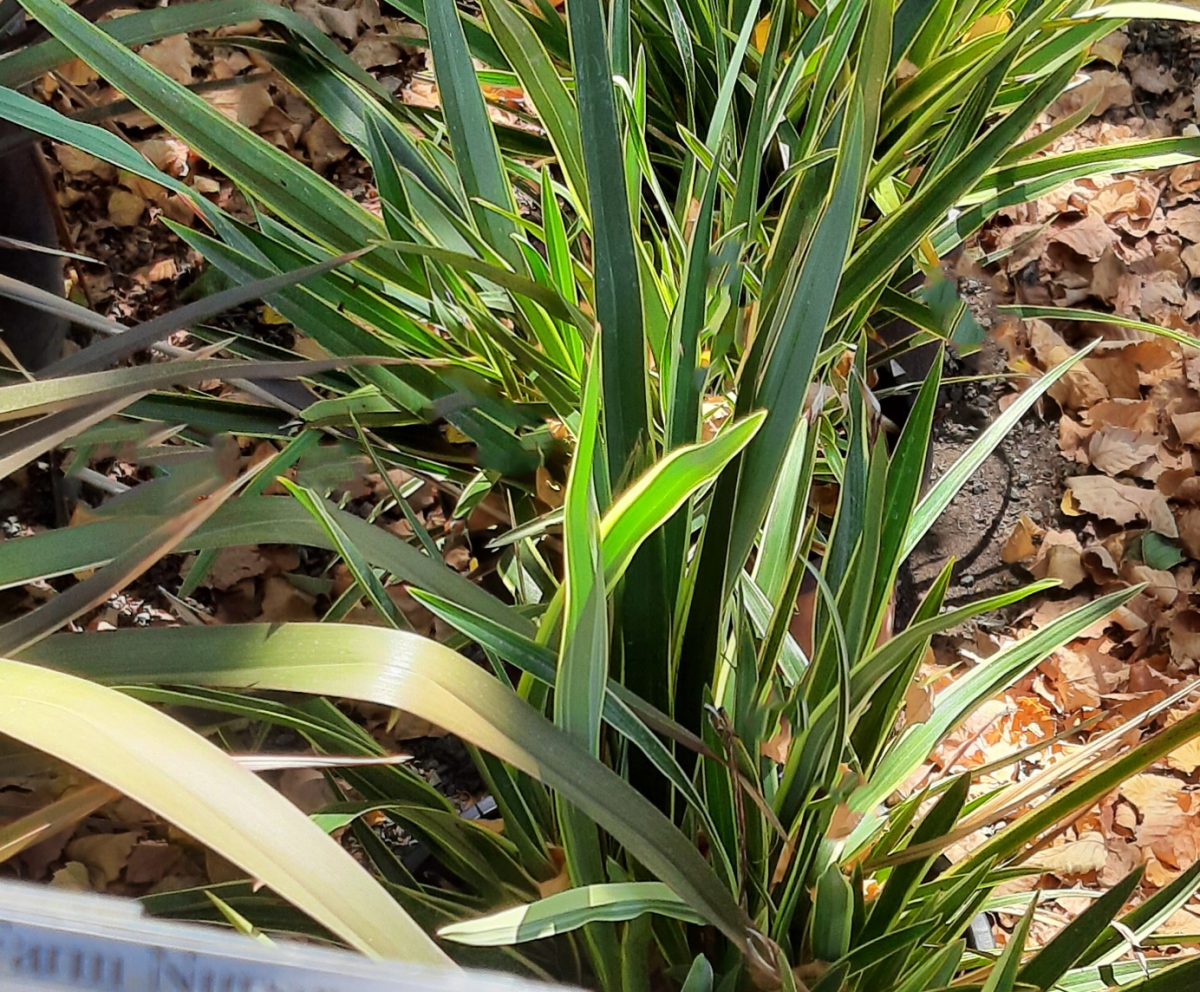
1065 475 1177 536
1048 214 1115 262
303 118 351 173
1090 177 1160 237
1059 415 1093 464
1172 411 1200 446
1051 70 1132 118
1122 773 1192 867
1128 58 1176 95
138 138 190 178
1046 643 1122 709
1036 831 1108 877
277 768 334 815
237 83 276 129
1179 507 1200 559
1167 739 1200 775
106 189 146 228
55 144 116 180
1171 161 1200 195
1002 515 1045 564
65 832 139 888
1169 609 1200 663
1027 321 1108 410
1106 340 1177 381
537 846 571 898
1167 203 1200 243
51 862 92 891
1157 469 1200 503
352 34 404 70
1084 398 1159 433
255 575 317 623
200 546 274 591
1090 29 1128 66
1090 247 1125 303
761 717 792 764
1099 840 1142 888
1130 271 1187 323
903 682 933 726
58 57 98 86
827 804 864 842
1122 563 1178 607
1087 427 1161 476
1084 355 1137 400
1030 529 1087 590
124 841 184 886
1083 541 1122 584
140 34 197 84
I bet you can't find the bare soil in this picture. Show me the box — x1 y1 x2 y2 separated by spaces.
900 339 1069 623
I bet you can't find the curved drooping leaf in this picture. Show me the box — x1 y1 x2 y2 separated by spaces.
0 658 449 965
21 623 753 952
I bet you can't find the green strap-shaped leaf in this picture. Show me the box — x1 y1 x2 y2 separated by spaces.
941 135 1200 251
566 0 649 482
1017 866 1145 991
478 0 587 207
999 304 1200 350
0 0 380 89
554 353 622 986
849 585 1140 818
811 865 854 962
601 412 764 587
438 882 704 946
280 480 408 630
424 0 521 266
982 897 1036 992
0 496 527 637
0 357 371 422
961 701 1200 873
1080 860 1200 967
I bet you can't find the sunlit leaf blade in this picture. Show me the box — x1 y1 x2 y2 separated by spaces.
601 412 764 587
0 496 526 636
554 351 620 982
0 659 449 964
0 781 117 865
998 304 1200 350
438 882 704 946
478 0 587 205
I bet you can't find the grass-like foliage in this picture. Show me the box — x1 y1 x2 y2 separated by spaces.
3 0 1200 987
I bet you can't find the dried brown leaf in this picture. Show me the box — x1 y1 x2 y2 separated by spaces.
1087 428 1161 476
1002 515 1045 564
1066 475 1177 535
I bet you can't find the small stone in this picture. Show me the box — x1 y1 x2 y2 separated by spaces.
1017 448 1030 458
961 574 975 587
